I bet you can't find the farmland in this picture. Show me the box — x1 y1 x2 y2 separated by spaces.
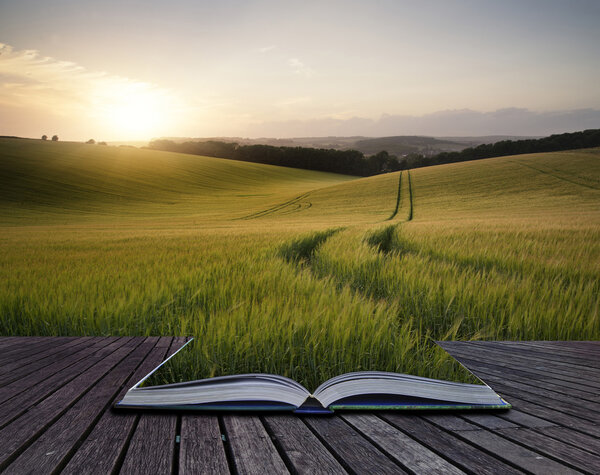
1 138 598 389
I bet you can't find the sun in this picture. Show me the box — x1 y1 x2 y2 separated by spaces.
92 80 178 140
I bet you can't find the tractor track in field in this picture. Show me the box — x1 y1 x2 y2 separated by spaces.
385 169 413 222
235 192 313 220
406 170 414 221
512 160 600 190
386 171 402 221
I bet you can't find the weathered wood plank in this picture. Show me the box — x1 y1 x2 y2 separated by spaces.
263 415 346 474
479 379 600 424
0 337 100 391
455 356 600 403
0 337 140 469
2 337 156 474
494 427 600 473
421 414 480 431
449 341 600 384
0 337 123 428
61 337 175 475
304 415 406 474
223 415 289 474
179 416 230 475
474 370 600 418
435 413 519 430
0 337 91 383
448 345 600 397
341 413 464 474
495 409 557 428
0 337 26 349
0 338 597 474
0 336 46 353
492 394 600 438
119 337 181 475
441 343 600 391
454 429 579 474
510 341 600 359
475 341 600 369
120 414 177 475
0 337 72 366
381 414 522 475
540 426 600 455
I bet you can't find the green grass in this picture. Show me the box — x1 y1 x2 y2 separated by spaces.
1 138 598 389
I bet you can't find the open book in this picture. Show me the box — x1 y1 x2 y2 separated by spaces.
115 340 510 413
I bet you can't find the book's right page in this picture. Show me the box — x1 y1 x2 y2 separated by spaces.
321 342 510 411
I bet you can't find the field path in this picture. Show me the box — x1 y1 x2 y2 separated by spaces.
236 192 313 220
406 170 414 221
512 160 600 190
385 171 403 220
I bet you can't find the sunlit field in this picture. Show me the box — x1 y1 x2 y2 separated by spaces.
1 138 598 389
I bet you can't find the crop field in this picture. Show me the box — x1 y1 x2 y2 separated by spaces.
1 138 599 389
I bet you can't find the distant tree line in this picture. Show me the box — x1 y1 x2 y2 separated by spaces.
403 129 600 170
148 140 403 176
149 129 600 176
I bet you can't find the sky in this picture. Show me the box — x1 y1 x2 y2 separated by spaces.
1 0 599 141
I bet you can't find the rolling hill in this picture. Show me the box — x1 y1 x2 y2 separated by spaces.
0 138 598 388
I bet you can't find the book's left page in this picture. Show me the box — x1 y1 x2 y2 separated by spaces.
115 339 310 411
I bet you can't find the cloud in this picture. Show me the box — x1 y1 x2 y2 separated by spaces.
288 58 315 78
245 108 600 138
257 45 276 54
0 42 181 121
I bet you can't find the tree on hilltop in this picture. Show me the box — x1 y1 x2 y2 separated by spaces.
86 139 96 144
51 135 59 141
41 135 47 141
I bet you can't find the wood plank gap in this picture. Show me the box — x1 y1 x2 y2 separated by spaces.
172 415 182 475
299 416 357 475
179 416 229 475
217 415 236 474
259 415 303 475
262 415 346 475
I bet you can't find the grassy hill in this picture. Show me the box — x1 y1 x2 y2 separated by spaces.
0 138 353 224
1 138 598 388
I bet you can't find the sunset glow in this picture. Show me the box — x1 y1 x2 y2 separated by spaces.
1 1 599 140
92 81 178 139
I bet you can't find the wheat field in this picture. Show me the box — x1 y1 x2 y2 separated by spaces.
1 138 598 388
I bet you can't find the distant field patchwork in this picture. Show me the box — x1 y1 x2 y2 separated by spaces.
1 138 598 389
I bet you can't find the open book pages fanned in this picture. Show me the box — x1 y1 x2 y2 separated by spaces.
115 339 511 413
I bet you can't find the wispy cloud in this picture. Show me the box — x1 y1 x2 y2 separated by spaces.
257 45 276 54
0 43 181 119
288 58 315 78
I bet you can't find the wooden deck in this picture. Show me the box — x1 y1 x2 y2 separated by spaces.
0 338 598 474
